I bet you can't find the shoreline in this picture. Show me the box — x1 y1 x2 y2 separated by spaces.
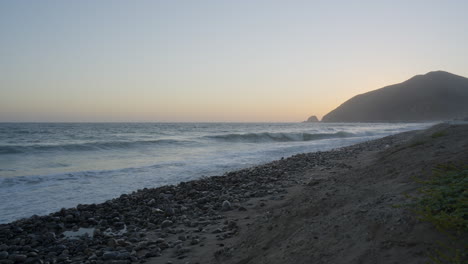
0 123 466 263
1 122 432 225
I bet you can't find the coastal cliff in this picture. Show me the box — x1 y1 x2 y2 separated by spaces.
322 71 468 122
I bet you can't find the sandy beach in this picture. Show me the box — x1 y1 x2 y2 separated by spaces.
0 123 466 264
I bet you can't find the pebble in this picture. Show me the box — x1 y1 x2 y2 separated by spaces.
161 220 173 228
102 251 120 260
212 228 223 234
145 251 161 258
221 201 232 211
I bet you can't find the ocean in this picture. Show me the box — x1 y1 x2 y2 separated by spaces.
0 122 433 223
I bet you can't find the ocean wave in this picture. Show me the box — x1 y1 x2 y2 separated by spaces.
0 139 190 155
0 161 186 188
0 172 100 188
206 131 356 143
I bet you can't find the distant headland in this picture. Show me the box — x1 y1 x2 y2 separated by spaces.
307 71 468 123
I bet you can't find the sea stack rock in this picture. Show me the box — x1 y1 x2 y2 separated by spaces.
304 115 319 122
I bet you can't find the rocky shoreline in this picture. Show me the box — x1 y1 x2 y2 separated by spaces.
0 128 437 264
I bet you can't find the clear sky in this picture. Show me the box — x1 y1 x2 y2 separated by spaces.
1 0 467 122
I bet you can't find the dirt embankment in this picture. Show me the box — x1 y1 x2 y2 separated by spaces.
217 123 468 264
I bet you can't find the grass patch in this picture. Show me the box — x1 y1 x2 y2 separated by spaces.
431 131 447 139
409 140 427 147
411 164 468 263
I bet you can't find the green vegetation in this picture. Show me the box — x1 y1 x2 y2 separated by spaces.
412 164 468 264
409 140 427 148
431 131 447 139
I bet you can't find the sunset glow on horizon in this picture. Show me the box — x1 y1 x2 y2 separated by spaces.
1 0 468 122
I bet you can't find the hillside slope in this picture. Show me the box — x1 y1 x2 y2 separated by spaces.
322 71 468 122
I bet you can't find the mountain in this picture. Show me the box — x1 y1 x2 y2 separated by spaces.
322 71 468 122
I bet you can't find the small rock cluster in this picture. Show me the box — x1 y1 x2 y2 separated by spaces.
0 135 396 264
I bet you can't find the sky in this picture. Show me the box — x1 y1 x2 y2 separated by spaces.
1 0 468 122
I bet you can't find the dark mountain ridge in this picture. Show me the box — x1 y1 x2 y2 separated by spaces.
322 71 468 122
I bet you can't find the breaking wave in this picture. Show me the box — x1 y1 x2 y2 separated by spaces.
0 139 190 155
206 131 356 143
